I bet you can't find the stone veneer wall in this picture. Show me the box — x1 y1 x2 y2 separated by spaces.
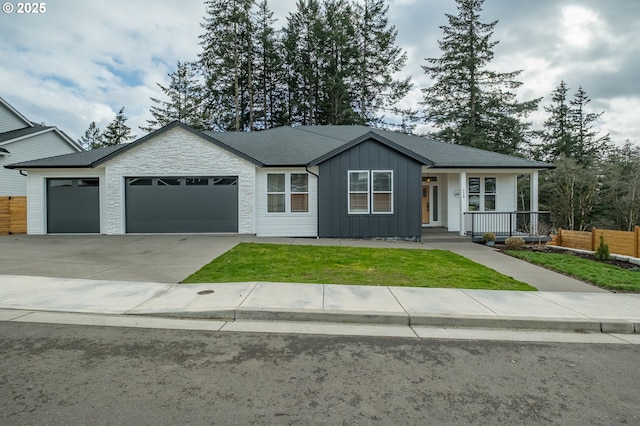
103 127 256 234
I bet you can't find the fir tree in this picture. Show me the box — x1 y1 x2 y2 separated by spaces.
569 86 610 164
352 0 411 126
253 0 285 129
198 0 256 131
98 107 135 147
420 0 540 155
537 81 572 161
78 121 101 150
538 83 610 164
141 61 206 132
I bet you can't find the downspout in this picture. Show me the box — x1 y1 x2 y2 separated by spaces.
19 170 27 176
306 166 320 239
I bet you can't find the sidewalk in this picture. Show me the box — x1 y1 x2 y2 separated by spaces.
1 275 638 336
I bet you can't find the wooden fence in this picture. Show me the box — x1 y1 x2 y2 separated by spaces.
0 196 27 235
550 226 640 258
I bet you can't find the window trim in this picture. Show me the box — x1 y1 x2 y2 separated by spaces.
372 170 393 214
267 173 286 213
348 170 394 215
266 172 310 214
468 176 497 212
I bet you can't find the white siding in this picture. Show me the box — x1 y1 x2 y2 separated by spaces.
103 126 256 235
255 167 318 237
26 168 106 234
0 130 79 196
0 103 29 132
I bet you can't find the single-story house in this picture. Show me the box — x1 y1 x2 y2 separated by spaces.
1 96 83 197
5 121 552 239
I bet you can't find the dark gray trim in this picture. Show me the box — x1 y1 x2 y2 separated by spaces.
308 131 434 167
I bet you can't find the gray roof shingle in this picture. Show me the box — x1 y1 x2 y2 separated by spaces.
5 122 552 170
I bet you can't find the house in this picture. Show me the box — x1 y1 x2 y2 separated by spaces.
5 121 552 239
0 96 83 234
0 96 83 196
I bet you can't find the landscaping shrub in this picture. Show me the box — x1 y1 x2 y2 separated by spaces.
505 236 525 250
594 234 610 261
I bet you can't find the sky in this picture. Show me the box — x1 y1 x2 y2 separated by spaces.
1 0 639 147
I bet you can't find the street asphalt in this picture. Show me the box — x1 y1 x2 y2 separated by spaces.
1 234 639 342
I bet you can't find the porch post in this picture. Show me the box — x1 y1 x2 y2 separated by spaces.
530 170 539 212
530 170 539 235
459 171 467 236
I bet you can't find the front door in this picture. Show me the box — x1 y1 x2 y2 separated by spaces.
422 183 440 226
422 184 430 224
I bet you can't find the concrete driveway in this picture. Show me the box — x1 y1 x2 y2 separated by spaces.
0 234 250 283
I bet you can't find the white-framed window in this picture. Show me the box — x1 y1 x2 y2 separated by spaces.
348 170 393 214
349 171 369 213
290 173 309 213
468 176 496 211
267 172 309 213
372 171 392 213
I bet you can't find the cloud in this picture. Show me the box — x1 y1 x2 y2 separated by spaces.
1 0 638 147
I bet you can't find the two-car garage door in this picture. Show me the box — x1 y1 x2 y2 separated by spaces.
46 176 238 233
125 176 238 233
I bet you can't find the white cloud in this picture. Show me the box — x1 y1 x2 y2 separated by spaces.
0 0 638 147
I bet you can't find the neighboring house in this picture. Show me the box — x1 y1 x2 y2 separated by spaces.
0 96 83 197
5 121 552 239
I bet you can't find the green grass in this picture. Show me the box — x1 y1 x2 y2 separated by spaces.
183 242 535 290
507 250 640 293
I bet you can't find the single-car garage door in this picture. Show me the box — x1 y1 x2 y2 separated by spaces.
47 178 100 233
125 176 238 233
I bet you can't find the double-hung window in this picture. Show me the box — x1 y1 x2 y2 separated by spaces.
348 170 393 214
468 176 496 211
267 172 309 213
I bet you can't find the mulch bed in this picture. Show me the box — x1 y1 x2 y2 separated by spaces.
495 243 640 272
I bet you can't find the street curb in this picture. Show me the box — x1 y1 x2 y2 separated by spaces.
127 309 640 334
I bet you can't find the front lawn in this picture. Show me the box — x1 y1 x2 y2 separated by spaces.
507 250 640 293
183 243 535 290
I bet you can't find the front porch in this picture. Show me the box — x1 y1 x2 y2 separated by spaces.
464 211 552 243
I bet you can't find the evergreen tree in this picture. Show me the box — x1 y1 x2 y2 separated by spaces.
538 83 610 164
98 107 135 147
253 0 286 129
199 0 256 131
141 61 206 133
352 0 411 126
420 0 539 155
78 121 101 150
537 81 572 161
569 86 610 164
283 0 325 125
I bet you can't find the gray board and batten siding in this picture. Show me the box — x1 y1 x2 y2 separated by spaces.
318 138 423 240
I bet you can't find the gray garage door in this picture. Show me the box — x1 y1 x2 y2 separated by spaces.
125 176 238 233
47 178 100 233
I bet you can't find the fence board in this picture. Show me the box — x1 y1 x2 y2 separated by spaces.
555 227 640 258
0 196 27 235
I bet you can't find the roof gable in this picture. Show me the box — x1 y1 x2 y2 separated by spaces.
0 96 33 131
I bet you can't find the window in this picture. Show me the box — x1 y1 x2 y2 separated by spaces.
484 177 496 211
267 172 309 213
349 171 370 213
349 170 393 214
372 171 392 213
468 177 496 211
290 173 309 213
267 173 286 213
